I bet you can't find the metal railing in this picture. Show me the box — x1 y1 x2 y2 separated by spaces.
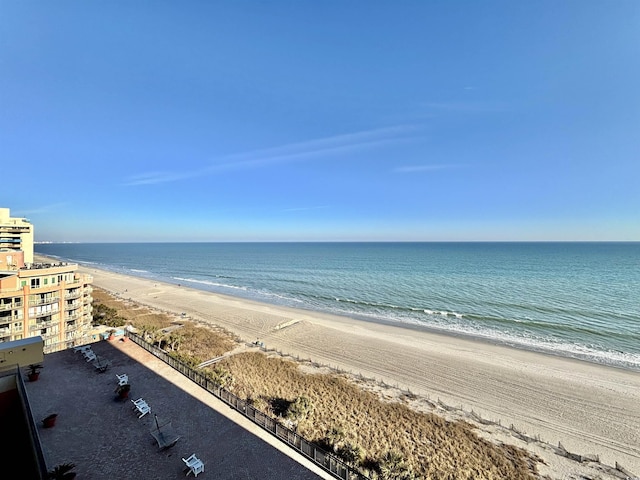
126 332 366 480
0 302 17 311
29 309 59 319
29 319 58 330
28 297 60 306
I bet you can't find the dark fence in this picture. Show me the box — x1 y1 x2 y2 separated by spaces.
126 331 367 480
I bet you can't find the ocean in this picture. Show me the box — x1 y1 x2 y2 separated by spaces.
36 242 640 371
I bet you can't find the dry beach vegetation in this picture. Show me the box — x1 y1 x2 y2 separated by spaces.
92 288 541 480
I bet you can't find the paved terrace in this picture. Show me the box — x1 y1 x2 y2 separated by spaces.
25 338 329 480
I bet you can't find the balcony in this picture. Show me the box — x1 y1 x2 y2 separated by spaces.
29 319 59 331
28 296 60 306
65 322 79 332
0 303 14 311
65 291 82 300
0 225 30 232
65 312 81 321
64 302 80 310
29 309 59 319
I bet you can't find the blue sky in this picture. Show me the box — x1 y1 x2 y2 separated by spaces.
1 1 639 242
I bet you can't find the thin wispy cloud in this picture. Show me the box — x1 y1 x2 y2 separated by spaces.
16 203 68 216
421 101 507 113
393 164 464 173
123 125 422 186
281 205 331 213
123 171 194 186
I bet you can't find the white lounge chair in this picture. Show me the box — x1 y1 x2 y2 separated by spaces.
135 402 151 418
116 373 128 385
84 351 97 362
130 398 150 418
182 454 204 477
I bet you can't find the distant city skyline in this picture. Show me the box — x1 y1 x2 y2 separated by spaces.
2 1 639 242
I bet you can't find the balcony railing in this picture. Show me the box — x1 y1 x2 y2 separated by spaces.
29 319 58 331
64 302 80 310
28 297 60 306
65 291 82 300
0 303 15 311
29 310 59 319
65 312 81 321
0 225 30 231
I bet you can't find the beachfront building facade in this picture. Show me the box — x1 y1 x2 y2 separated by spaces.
0 263 94 352
0 207 93 352
0 207 34 265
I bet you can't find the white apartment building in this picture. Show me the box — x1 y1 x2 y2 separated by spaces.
0 207 34 265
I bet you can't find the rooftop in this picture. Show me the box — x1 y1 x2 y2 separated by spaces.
21 337 328 479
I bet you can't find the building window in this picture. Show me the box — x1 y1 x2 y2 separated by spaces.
44 278 48 285
31 278 40 288
21 280 27 287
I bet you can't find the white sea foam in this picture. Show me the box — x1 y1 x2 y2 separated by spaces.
320 304 640 371
255 290 304 303
172 276 248 291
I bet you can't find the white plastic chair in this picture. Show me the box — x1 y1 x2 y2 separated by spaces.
116 373 128 385
84 351 97 362
136 402 151 418
182 454 204 477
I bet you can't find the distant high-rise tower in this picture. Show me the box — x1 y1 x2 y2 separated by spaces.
0 208 34 265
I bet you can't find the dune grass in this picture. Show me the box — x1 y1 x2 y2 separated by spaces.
91 288 235 361
92 287 541 480
217 352 540 480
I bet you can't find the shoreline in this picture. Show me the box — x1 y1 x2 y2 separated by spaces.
39 251 640 373
41 256 640 476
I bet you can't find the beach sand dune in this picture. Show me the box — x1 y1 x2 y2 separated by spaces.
79 264 640 478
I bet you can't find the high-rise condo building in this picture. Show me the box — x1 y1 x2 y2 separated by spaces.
0 207 93 352
0 207 34 265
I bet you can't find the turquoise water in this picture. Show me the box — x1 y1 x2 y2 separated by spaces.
36 242 640 370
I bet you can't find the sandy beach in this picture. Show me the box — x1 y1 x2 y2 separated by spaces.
76 262 640 478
